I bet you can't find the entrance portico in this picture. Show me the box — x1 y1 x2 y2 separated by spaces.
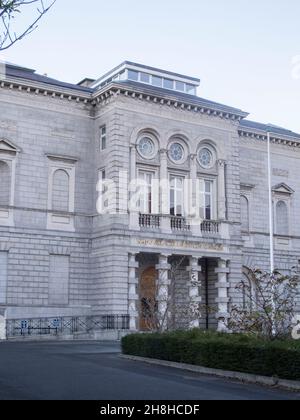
127 252 231 332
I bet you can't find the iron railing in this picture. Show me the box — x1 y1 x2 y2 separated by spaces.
6 315 130 338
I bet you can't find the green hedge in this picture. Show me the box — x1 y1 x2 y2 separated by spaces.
122 330 300 381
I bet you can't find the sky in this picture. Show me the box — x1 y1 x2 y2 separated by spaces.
1 0 300 132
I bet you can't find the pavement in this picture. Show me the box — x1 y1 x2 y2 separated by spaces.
0 340 299 400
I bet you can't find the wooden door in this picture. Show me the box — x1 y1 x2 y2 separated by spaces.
139 267 157 331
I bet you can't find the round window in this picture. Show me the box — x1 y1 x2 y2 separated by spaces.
137 137 155 159
169 142 185 162
198 147 214 168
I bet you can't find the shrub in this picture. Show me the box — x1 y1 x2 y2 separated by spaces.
122 330 300 381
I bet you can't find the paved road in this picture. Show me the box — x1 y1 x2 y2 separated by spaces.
0 340 298 400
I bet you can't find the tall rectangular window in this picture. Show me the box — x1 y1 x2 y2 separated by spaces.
139 171 154 214
100 125 107 151
98 169 108 209
0 252 7 304
199 179 214 220
170 175 184 216
49 255 69 306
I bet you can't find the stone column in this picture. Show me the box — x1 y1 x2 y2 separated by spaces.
217 160 226 220
186 257 202 328
215 259 230 332
155 254 171 331
128 253 139 331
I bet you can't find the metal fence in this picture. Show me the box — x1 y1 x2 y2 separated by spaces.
6 315 130 338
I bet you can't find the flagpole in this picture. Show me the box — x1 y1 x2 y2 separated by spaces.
267 131 276 337
267 131 274 273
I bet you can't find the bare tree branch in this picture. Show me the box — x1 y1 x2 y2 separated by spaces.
0 0 56 51
229 268 299 340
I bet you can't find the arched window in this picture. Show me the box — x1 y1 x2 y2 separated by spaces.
52 169 70 212
241 195 249 232
0 161 11 206
276 201 289 236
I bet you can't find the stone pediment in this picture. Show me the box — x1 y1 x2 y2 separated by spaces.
272 183 294 195
0 139 20 154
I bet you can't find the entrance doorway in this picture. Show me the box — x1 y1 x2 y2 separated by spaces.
139 267 157 331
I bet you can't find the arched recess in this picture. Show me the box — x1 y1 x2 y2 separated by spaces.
242 267 257 311
241 195 250 232
52 169 70 212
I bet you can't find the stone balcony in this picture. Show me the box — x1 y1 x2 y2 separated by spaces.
134 213 229 239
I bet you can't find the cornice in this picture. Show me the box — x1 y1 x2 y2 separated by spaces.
0 76 92 104
0 73 249 124
92 82 249 122
238 128 300 148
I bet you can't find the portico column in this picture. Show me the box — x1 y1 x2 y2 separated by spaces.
155 254 171 331
215 259 230 332
186 257 202 328
128 253 139 331
160 149 171 233
217 160 226 220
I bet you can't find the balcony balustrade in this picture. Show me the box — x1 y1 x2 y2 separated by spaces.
138 214 222 237
170 216 191 232
200 220 220 236
139 213 161 229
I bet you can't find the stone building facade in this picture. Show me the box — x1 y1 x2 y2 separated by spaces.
0 61 299 338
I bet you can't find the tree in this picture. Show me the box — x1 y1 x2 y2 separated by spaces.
0 0 56 51
229 268 299 340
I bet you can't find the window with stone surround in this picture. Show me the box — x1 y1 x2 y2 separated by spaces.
272 183 294 238
0 161 11 206
199 178 216 220
138 170 155 214
170 175 184 216
100 125 107 151
0 139 19 227
47 155 77 232
276 200 289 236
52 169 70 212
